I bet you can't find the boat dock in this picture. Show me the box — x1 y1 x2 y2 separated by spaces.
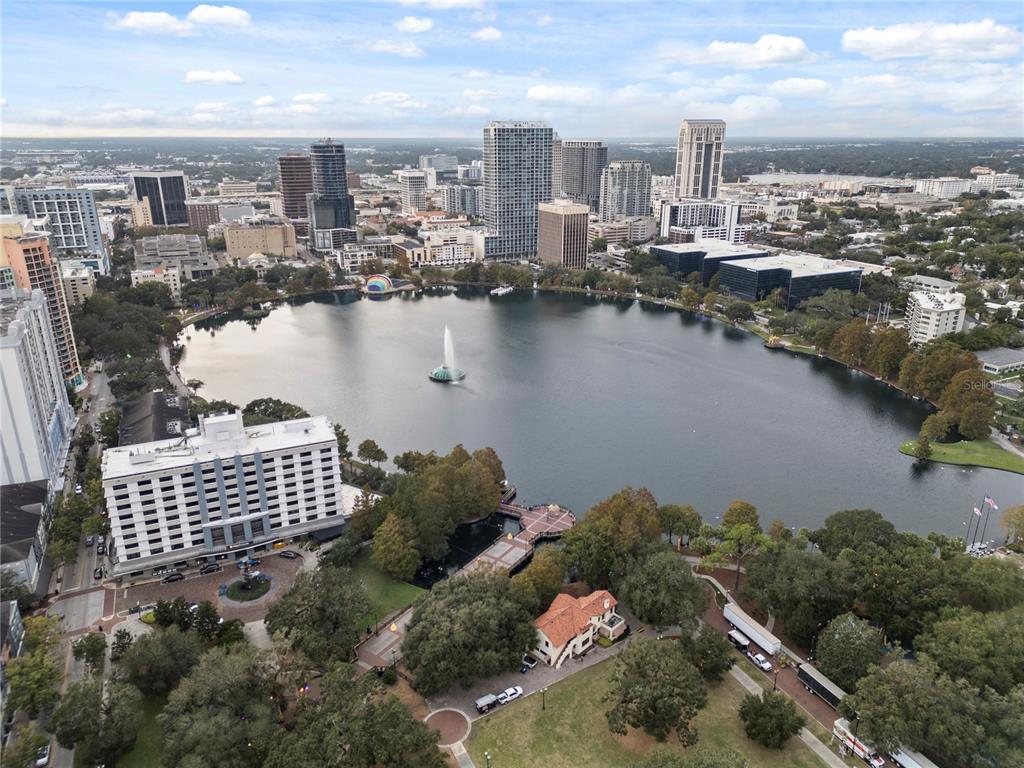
461 502 576 574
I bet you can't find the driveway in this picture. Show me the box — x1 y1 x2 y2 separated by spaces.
426 633 633 719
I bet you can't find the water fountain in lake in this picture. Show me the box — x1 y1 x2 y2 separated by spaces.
428 324 466 383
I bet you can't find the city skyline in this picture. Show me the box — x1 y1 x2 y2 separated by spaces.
1 1 1021 139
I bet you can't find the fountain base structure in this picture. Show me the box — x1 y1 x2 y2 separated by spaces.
429 364 465 383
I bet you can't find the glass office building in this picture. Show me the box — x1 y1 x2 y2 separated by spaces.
717 253 862 309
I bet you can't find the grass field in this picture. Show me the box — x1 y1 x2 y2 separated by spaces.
351 549 424 626
900 438 1024 474
465 659 824 768
116 695 166 768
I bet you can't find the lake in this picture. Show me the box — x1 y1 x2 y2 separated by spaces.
180 289 1021 537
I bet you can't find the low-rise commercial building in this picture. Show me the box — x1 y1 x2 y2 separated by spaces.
138 234 218 281
717 252 863 309
658 198 758 244
900 274 957 294
906 291 966 344
587 217 657 247
131 266 182 300
101 412 354 576
224 219 297 260
914 177 971 199
421 228 479 267
218 179 259 197
533 590 626 668
976 347 1024 376
61 264 95 306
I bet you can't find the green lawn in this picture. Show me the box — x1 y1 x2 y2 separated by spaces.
116 695 166 768
465 659 824 768
900 438 1024 475
351 549 424 627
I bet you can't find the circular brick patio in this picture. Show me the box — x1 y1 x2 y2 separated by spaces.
425 708 471 747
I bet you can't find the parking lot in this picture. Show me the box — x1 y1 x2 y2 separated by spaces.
113 550 308 622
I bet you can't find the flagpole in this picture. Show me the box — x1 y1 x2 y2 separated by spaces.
968 497 986 549
979 496 997 549
962 505 976 550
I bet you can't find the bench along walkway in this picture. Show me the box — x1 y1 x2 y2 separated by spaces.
461 502 576 574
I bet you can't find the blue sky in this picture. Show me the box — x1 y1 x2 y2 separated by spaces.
1 1 1022 138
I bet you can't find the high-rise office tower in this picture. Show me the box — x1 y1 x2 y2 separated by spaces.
419 154 459 172
130 171 190 226
396 170 428 214
551 134 562 199
307 138 354 237
0 287 75 487
537 200 589 270
673 120 726 199
560 140 608 211
599 161 652 222
277 154 313 222
483 121 553 258
13 188 107 265
1 225 82 388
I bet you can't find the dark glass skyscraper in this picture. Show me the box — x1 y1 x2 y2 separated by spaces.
307 139 353 234
130 171 189 226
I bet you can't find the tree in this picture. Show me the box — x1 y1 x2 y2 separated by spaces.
402 571 536 696
867 326 910 380
562 487 662 589
333 423 352 460
604 638 708 744
118 626 204 695
0 571 33 611
680 287 701 311
371 513 421 582
5 617 61 718
959 556 1024 612
241 397 309 426
938 368 996 440
738 690 805 749
512 546 566 614
590 236 608 253
349 485 384 539
701 291 720 312
266 565 370 667
917 606 1024 694
357 438 388 467
810 509 896 558
160 647 282 768
713 521 767 591
829 320 872 367
192 600 224 643
264 663 445 768
816 613 881 692
912 435 932 459
98 407 122 446
1 727 47 768
659 504 701 547
72 632 108 674
51 678 142 767
722 500 760 531
110 627 133 661
679 624 735 682
620 551 707 630
154 596 194 631
471 446 506 483
1002 505 1024 547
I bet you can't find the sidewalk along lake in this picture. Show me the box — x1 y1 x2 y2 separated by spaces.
180 289 1021 536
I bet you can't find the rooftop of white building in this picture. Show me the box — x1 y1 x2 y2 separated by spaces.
102 411 336 480
728 252 863 278
909 291 965 312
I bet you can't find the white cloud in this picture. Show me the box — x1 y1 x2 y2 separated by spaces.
660 34 815 69
107 4 250 35
527 83 598 105
191 112 225 124
193 100 234 112
454 104 490 117
471 26 502 41
529 67 548 78
399 0 483 8
184 69 243 85
92 109 160 126
285 103 318 114
767 77 829 97
463 89 500 100
361 91 427 109
185 5 251 26
842 19 1021 61
367 39 425 58
471 8 498 22
463 69 490 79
293 92 332 103
536 14 553 27
0 98 6 107
106 11 193 35
394 16 433 33
252 95 276 106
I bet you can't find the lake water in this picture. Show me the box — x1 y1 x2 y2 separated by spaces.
180 289 1021 537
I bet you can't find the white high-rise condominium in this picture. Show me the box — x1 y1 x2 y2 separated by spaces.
560 140 608 210
101 411 354 575
483 121 553 259
674 120 726 199
396 170 428 214
599 161 652 222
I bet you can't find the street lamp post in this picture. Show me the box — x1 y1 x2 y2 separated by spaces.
541 687 548 710
484 750 492 768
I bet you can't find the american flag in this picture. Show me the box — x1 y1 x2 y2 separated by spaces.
984 496 999 510
974 507 983 517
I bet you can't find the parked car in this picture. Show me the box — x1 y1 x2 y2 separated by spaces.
497 686 523 705
97 535 105 546
278 550 300 560
35 743 50 767
96 544 106 556
74 483 82 494
93 424 101 434
747 651 773 672
161 573 185 584
475 694 499 714
93 567 103 580
85 535 94 546
199 563 222 575
521 654 538 669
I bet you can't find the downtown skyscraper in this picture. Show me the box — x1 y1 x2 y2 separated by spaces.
277 153 314 228
483 121 553 259
560 140 608 211
673 120 726 199
599 161 652 222
307 138 354 246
